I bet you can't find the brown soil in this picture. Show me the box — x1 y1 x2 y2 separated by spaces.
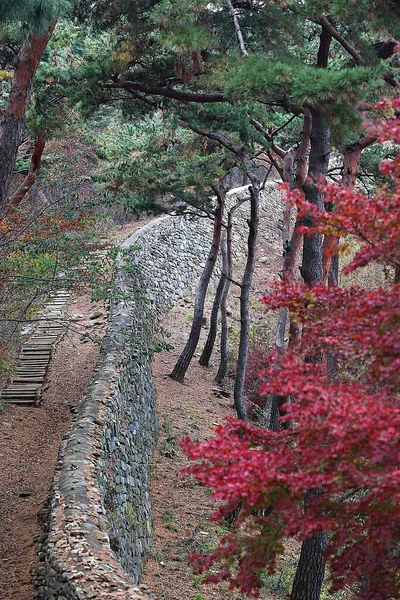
0 294 104 600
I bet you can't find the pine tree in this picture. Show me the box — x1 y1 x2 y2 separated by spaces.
57 3 400 597
0 1 71 215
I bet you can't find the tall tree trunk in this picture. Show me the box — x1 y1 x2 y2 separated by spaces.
272 110 312 422
291 104 331 600
323 133 377 285
301 106 330 287
216 196 246 384
233 181 260 421
170 187 225 382
0 22 56 216
199 229 227 366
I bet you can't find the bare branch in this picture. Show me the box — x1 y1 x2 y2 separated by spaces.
250 118 286 159
384 73 400 90
317 14 362 65
226 0 249 57
101 81 227 103
125 89 159 108
185 124 244 157
8 134 45 208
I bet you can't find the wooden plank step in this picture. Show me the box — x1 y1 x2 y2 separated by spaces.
23 346 53 351
16 371 46 382
4 389 41 393
2 392 37 397
19 361 49 365
1 391 40 396
2 399 36 405
12 379 45 384
16 372 46 377
23 348 53 352
17 366 47 370
4 385 41 390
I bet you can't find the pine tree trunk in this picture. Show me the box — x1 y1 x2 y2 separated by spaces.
290 532 328 600
0 23 56 216
199 230 227 366
170 188 225 382
8 133 45 207
301 106 330 288
291 105 331 600
233 181 259 421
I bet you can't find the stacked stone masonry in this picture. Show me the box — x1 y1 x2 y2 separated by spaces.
35 183 284 600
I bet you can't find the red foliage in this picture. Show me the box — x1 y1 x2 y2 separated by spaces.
182 103 400 599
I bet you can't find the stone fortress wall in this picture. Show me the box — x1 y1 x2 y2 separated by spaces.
35 183 284 600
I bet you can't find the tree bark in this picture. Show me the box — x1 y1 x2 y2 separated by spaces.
0 22 56 216
199 230 227 366
7 133 45 208
170 187 225 382
290 531 328 600
233 181 259 421
301 106 331 287
216 196 245 384
291 105 331 600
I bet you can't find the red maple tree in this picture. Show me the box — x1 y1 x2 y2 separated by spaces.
182 99 400 600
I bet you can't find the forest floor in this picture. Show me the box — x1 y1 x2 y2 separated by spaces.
0 213 299 600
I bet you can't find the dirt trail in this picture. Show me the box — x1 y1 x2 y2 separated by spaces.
0 221 149 600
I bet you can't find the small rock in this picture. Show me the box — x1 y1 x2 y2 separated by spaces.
70 313 84 321
19 490 33 498
90 311 103 320
258 256 269 263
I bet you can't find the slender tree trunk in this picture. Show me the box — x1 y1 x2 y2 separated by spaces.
233 181 260 421
216 196 245 384
170 188 225 382
199 230 227 366
272 113 311 421
8 133 45 208
0 23 56 216
291 105 331 600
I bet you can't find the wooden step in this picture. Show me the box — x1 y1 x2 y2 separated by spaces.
3 289 69 406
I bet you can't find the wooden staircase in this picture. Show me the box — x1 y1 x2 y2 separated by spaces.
0 291 70 405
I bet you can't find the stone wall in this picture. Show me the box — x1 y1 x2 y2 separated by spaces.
35 183 284 600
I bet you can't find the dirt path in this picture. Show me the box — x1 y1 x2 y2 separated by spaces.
0 294 105 599
0 220 150 600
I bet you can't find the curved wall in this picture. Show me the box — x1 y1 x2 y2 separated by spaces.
35 183 284 600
